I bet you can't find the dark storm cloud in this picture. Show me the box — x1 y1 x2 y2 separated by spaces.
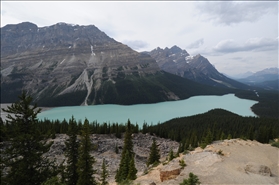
196 1 278 26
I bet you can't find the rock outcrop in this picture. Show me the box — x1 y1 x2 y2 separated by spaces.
134 139 278 185
159 159 181 182
244 162 272 176
43 133 179 184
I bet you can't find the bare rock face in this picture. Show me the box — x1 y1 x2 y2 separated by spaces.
244 162 272 176
1 22 160 106
159 159 181 182
147 46 248 89
43 133 179 184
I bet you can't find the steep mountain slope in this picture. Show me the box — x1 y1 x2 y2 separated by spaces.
146 46 249 89
1 22 229 106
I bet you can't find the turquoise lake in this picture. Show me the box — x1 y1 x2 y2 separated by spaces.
37 94 258 126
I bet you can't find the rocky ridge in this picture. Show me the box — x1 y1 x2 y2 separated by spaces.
44 133 179 184
1 22 159 105
146 46 249 89
44 134 278 185
1 22 229 107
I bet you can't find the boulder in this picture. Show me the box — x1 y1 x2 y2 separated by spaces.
159 159 181 182
244 162 271 176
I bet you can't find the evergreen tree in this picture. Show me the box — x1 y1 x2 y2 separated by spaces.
0 117 7 142
180 172 201 185
1 91 56 185
220 132 226 140
147 139 160 166
100 158 109 185
42 176 66 185
168 148 175 161
64 116 79 185
77 119 97 185
115 120 137 182
127 157 137 180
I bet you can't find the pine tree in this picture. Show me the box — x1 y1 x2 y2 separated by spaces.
77 119 97 185
100 158 109 185
147 139 160 166
115 119 137 182
180 172 201 185
127 156 137 180
64 116 79 185
1 91 56 185
168 148 175 161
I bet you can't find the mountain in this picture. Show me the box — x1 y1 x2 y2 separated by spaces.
237 68 279 90
1 22 230 106
146 46 248 89
229 71 255 79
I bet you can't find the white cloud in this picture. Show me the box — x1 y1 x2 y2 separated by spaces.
187 38 204 49
196 1 278 26
213 37 278 53
122 40 149 50
1 1 278 75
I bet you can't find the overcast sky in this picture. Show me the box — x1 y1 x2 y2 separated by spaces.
1 1 278 76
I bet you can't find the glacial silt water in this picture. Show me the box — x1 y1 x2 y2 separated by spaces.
37 94 258 126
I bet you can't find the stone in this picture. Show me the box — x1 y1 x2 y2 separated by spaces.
244 162 271 176
159 159 181 182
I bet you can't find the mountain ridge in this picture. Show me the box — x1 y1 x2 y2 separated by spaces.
145 46 249 90
1 22 232 106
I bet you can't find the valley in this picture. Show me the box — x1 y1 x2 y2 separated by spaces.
1 2 278 185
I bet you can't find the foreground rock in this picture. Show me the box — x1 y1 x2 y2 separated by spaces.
134 139 278 185
44 133 179 184
159 159 181 182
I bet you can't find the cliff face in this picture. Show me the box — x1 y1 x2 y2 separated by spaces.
0 22 161 105
1 22 235 106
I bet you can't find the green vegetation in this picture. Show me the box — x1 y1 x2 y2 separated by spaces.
168 148 175 161
1 92 278 185
270 140 279 148
180 172 200 185
179 159 186 169
235 89 279 118
143 109 279 149
100 159 109 185
94 71 231 105
147 139 160 166
77 119 97 185
64 116 79 185
115 120 137 183
1 91 57 185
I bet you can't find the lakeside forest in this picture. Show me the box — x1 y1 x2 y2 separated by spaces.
0 92 278 185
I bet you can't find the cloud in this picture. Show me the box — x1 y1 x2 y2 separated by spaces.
122 40 149 51
213 37 278 53
187 38 204 49
195 1 278 26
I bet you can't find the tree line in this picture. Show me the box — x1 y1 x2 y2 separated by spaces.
1 92 278 185
142 108 279 151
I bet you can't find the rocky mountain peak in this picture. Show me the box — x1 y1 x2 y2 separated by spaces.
170 45 182 53
1 22 163 105
2 21 38 31
146 46 248 89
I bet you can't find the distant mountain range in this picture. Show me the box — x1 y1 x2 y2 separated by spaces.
236 68 279 90
145 46 248 89
1 22 233 106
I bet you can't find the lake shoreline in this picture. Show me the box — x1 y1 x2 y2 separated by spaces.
36 94 258 127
